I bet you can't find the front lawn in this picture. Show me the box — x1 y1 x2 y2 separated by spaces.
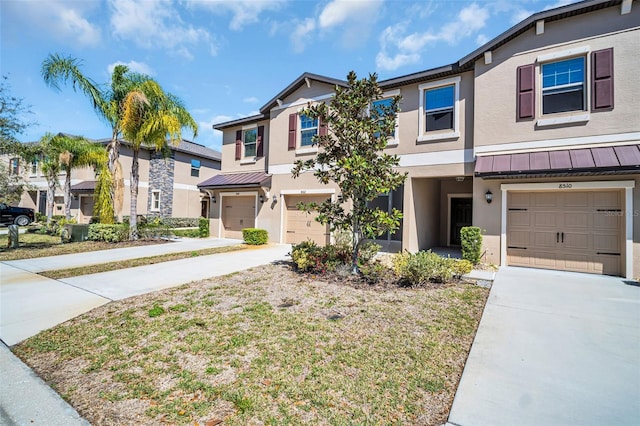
14 264 488 425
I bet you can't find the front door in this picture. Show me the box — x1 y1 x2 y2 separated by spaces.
450 197 472 246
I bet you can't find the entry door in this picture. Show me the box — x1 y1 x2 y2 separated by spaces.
38 191 46 215
450 198 472 246
200 199 209 218
80 196 94 223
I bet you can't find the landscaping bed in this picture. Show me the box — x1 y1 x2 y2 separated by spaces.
14 263 488 425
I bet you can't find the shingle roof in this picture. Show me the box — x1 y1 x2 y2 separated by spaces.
475 144 640 178
260 72 347 113
70 181 96 191
198 172 271 189
92 138 221 161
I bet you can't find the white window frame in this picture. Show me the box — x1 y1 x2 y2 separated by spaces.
536 46 591 127
418 76 461 142
371 89 400 147
30 159 38 177
299 113 318 148
242 125 258 159
151 190 161 212
9 158 20 175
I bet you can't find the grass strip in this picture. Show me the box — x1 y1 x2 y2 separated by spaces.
39 244 247 279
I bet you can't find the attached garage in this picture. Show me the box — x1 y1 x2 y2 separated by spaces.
507 190 622 275
221 195 256 239
285 194 330 245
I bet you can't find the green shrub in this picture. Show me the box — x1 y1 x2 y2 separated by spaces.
47 217 76 236
199 217 210 238
452 259 474 278
242 228 268 245
172 228 201 238
291 240 324 272
393 250 455 286
35 212 46 223
359 260 393 284
138 223 172 239
460 226 483 264
88 223 128 242
357 241 381 265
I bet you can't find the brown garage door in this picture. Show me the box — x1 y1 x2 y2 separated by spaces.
222 196 255 239
507 191 622 276
285 195 330 246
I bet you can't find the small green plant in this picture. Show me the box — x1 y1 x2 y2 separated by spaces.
460 226 483 265
359 260 393 284
452 259 473 278
198 217 210 238
88 224 128 242
242 228 268 245
393 250 455 286
148 304 165 317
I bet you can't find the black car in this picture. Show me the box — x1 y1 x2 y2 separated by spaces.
0 203 35 226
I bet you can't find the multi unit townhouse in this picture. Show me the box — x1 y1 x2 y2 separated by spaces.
17 138 221 223
200 0 639 278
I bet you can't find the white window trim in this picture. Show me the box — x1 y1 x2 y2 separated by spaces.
30 160 38 177
295 147 318 155
418 76 461 142
499 180 635 279
242 126 258 160
299 113 319 149
151 190 161 212
372 89 401 147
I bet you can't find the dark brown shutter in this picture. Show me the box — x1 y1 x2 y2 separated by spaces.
592 48 614 111
256 126 264 157
288 113 297 150
318 116 327 136
235 130 242 160
517 64 535 120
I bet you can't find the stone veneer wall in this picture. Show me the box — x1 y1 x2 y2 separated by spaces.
148 151 175 217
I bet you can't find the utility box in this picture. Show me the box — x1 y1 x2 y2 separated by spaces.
62 224 89 242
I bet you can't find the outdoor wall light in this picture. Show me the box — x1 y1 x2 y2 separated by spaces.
259 195 265 203
485 190 493 204
211 195 216 203
272 194 278 203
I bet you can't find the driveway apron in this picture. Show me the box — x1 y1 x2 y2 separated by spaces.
448 266 640 426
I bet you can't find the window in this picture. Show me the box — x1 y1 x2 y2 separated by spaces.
418 76 460 142
300 114 318 147
9 158 19 175
30 160 38 176
372 97 397 140
190 159 201 177
243 128 257 157
425 85 455 131
151 190 160 211
541 57 585 114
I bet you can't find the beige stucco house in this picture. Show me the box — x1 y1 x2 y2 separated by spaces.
19 138 221 223
201 0 639 278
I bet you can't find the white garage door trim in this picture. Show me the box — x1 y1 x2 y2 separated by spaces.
278 189 336 243
218 191 259 239
499 180 635 279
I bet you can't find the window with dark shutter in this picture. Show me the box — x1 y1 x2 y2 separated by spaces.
517 64 535 120
288 113 297 150
257 126 264 157
592 48 614 111
541 57 585 114
235 130 242 160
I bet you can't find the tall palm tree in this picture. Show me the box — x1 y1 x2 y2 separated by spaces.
120 81 198 240
41 54 151 221
38 133 62 224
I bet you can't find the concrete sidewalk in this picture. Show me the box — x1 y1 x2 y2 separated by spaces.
0 240 291 425
447 267 640 426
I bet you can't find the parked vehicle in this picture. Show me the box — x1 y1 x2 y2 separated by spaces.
0 203 35 226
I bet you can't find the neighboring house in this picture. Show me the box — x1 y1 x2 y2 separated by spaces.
202 0 639 278
20 138 221 223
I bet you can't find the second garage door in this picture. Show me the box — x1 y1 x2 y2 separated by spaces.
222 195 255 239
285 195 330 245
507 190 622 276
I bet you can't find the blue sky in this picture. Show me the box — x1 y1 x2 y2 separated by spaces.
1 0 577 151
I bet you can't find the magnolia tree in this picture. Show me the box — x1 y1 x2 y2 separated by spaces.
292 71 406 272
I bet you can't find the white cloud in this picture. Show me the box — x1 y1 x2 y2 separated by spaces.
185 0 284 31
376 3 490 71
108 0 216 59
510 8 533 24
243 96 259 104
2 0 101 46
290 18 316 53
107 60 154 76
318 0 381 29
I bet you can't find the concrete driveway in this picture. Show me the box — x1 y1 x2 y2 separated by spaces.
448 266 640 426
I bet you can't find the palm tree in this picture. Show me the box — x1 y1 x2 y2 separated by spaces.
120 81 198 240
41 54 151 221
38 133 62 224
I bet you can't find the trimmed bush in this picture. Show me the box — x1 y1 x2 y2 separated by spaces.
452 259 473 278
88 223 128 242
172 228 201 238
243 228 268 245
291 240 324 272
460 226 483 264
199 217 210 238
393 250 455 286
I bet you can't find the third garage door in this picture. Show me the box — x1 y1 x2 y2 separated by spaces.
507 190 622 276
285 195 330 246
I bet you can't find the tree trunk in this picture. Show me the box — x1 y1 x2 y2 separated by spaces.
64 169 72 220
46 175 56 225
106 131 122 219
351 218 361 274
129 148 139 240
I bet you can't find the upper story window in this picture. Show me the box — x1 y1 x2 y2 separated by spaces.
243 128 257 157
371 93 399 145
9 158 19 175
541 57 585 114
190 159 201 177
418 76 461 142
300 114 318 147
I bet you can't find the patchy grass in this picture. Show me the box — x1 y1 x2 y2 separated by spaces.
39 245 246 279
14 264 488 426
0 233 170 261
